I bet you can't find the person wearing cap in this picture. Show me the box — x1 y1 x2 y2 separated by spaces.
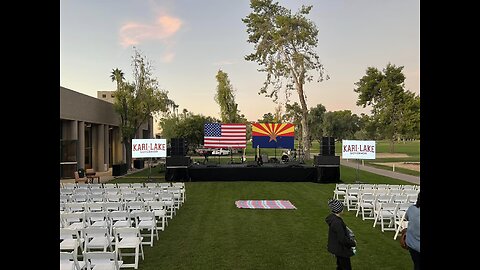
325 199 356 270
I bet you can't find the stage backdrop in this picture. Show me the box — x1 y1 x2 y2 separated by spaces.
204 123 246 148
252 123 294 149
342 140 376 159
132 139 167 158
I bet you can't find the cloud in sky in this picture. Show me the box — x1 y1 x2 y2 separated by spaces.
119 15 182 48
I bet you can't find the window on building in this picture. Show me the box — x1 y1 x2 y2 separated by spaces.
102 94 106 98
111 94 115 98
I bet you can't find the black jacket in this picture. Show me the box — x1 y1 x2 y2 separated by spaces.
325 213 356 257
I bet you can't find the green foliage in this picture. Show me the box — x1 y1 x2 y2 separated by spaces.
159 114 219 147
322 110 360 140
308 103 326 143
284 102 303 141
215 70 243 123
257 112 275 123
354 63 420 151
111 48 170 168
243 0 329 160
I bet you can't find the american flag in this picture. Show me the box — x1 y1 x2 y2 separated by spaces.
204 123 246 148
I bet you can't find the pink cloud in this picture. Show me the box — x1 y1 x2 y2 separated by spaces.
120 15 182 48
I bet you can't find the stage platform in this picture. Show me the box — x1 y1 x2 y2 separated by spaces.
166 163 340 183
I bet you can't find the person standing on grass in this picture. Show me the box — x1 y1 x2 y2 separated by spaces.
326 199 356 270
405 192 420 270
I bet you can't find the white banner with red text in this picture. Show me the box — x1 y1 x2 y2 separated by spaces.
342 140 376 160
132 139 167 158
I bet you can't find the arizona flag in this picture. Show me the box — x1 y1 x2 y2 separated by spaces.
252 123 295 149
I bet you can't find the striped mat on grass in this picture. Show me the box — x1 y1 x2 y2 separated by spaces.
235 200 296 209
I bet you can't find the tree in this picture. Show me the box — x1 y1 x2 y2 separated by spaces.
273 104 283 123
354 63 414 152
243 0 328 160
322 110 360 141
308 103 326 145
111 48 169 169
284 102 303 142
214 69 242 123
398 91 420 140
258 112 275 123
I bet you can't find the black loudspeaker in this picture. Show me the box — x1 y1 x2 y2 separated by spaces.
316 167 340 183
166 156 191 167
314 155 340 166
112 163 128 176
171 138 187 156
321 137 335 156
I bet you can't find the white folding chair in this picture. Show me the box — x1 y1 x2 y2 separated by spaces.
84 251 123 270
135 211 159 246
114 227 144 269
60 250 86 270
394 210 409 240
83 227 114 252
373 202 398 232
356 194 375 220
60 228 85 255
147 201 168 230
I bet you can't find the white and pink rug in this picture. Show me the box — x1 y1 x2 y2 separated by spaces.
235 200 296 210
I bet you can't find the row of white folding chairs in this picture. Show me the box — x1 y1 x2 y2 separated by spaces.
61 249 123 270
61 182 184 190
344 189 418 211
353 195 414 236
61 187 185 204
61 190 181 206
335 185 419 203
61 226 145 269
334 183 420 197
61 200 175 220
61 210 160 248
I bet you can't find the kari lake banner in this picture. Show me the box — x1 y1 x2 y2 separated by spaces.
252 123 294 149
342 140 376 159
132 139 167 158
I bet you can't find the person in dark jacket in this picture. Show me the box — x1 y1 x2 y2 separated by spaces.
325 199 356 270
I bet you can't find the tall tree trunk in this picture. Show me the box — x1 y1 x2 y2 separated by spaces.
297 84 310 160
124 139 133 170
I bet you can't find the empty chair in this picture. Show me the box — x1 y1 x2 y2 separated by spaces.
356 194 376 220
333 184 348 203
104 188 119 196
114 227 144 269
61 212 86 237
105 194 122 203
402 185 416 191
135 211 159 246
407 194 418 204
60 227 85 255
159 193 175 219
146 201 168 230
373 202 398 232
85 202 105 212
345 187 360 211
108 210 132 237
60 194 71 203
394 210 409 240
117 183 132 189
103 183 117 188
144 183 158 189
72 194 89 203
122 193 138 202
84 251 122 270
388 189 402 196
83 226 114 252
138 192 156 202
126 201 145 216
103 202 123 212
131 183 144 189
392 194 408 204
89 194 106 203
85 211 110 228
60 250 86 270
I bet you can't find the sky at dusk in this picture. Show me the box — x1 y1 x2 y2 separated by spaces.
60 0 419 122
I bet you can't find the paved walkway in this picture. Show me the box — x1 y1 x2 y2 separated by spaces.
340 159 420 185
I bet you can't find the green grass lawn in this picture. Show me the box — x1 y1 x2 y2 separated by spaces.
110 165 415 269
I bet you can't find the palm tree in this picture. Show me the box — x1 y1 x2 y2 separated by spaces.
110 68 125 90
